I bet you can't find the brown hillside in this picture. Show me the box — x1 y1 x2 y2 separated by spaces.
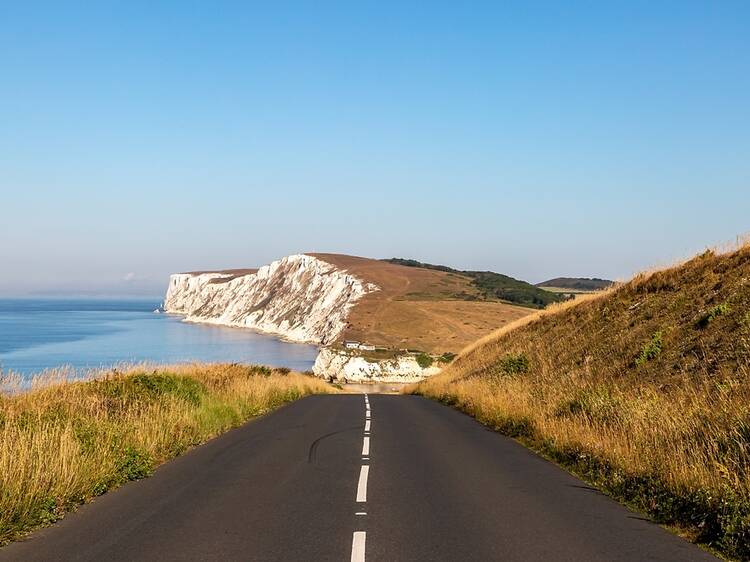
412 243 750 559
310 253 532 353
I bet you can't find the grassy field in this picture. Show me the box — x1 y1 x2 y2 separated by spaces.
409 243 750 560
0 364 331 545
312 254 535 353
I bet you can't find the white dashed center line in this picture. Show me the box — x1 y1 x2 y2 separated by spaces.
351 394 371 561
351 531 366 562
356 465 369 502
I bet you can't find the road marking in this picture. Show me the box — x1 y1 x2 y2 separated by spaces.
353 398 370 561
362 436 370 456
356 465 369 502
351 531 366 562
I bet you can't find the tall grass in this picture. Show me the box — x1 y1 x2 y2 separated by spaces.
410 243 750 560
0 363 332 545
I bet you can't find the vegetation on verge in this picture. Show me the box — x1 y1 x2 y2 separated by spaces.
0 364 331 545
409 243 750 560
385 258 567 309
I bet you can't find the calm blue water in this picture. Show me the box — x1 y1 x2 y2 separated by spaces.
0 299 319 377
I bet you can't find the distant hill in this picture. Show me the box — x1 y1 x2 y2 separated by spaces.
536 277 613 291
383 258 567 309
310 254 534 353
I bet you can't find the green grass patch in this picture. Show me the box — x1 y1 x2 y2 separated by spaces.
636 331 663 366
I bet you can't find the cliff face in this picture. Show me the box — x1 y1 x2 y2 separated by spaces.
164 254 377 345
312 349 441 383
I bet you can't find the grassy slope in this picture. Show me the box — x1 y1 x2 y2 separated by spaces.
410 245 750 560
311 253 534 354
0 364 331 545
385 257 567 308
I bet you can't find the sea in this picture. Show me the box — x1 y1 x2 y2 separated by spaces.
0 298 320 378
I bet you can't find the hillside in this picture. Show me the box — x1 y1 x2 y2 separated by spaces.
537 277 613 291
311 254 533 353
384 258 566 308
411 244 750 559
165 254 535 355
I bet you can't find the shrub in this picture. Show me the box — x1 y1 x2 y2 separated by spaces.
115 447 154 482
696 303 732 329
93 373 206 406
636 331 663 366
415 353 434 369
495 353 530 376
438 352 457 364
250 365 273 377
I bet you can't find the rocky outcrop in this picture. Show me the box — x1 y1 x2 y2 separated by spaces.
312 348 441 383
163 254 377 345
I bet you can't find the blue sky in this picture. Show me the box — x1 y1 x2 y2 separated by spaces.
1 1 748 296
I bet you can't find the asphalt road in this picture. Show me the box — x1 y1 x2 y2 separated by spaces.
0 394 717 561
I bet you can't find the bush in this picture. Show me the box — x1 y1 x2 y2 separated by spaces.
696 303 731 329
415 353 434 369
438 352 457 364
93 373 206 406
494 353 530 376
636 331 663 366
115 447 154 482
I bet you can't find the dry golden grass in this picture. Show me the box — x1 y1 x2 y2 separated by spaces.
311 253 535 352
0 364 331 545
410 242 750 559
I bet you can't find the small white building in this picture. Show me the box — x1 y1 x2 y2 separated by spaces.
344 341 361 349
359 344 376 351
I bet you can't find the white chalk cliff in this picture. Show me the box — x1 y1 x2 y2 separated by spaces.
312 348 441 383
164 254 377 345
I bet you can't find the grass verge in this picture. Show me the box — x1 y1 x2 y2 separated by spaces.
0 363 332 545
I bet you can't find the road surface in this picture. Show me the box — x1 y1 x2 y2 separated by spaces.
0 394 716 561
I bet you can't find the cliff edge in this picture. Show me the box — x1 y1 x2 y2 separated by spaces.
164 254 377 345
